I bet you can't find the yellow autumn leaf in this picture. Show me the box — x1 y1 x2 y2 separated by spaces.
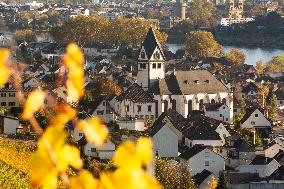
22 89 46 120
113 137 153 169
63 43 85 101
70 170 98 189
49 104 76 127
30 126 83 188
78 117 109 146
0 49 11 87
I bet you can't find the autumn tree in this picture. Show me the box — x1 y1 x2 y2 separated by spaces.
258 83 270 109
266 55 284 72
225 48 245 66
185 31 223 60
155 158 197 189
189 0 215 27
255 59 266 75
14 29 37 43
267 91 277 122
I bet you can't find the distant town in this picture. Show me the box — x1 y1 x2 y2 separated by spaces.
0 0 283 189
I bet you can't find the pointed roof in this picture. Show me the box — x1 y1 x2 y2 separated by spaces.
141 26 165 60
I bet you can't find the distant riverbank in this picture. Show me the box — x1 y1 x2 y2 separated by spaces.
167 43 284 66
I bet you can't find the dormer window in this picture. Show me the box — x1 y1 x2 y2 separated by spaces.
141 51 146 59
153 51 160 59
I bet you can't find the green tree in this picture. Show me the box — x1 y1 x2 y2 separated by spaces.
185 31 223 60
189 0 215 27
155 158 197 189
216 171 229 189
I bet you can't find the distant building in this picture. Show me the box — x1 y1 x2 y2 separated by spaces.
173 0 186 20
220 17 254 26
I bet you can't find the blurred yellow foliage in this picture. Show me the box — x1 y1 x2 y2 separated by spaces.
0 49 11 87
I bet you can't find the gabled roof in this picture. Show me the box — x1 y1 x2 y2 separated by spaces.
116 83 155 103
184 114 222 140
250 155 273 165
148 109 190 136
141 26 165 60
179 145 207 160
240 107 261 124
241 82 259 93
193 169 213 186
149 70 230 95
204 103 224 111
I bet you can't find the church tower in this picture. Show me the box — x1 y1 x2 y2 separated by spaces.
229 0 243 18
137 27 165 91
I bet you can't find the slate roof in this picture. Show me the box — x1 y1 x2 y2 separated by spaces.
116 83 155 103
141 26 165 60
227 172 260 184
270 165 284 180
241 82 259 94
184 114 222 140
148 109 190 136
204 103 224 111
193 169 213 186
275 88 284 100
149 70 230 95
233 138 255 152
179 145 207 160
250 155 273 165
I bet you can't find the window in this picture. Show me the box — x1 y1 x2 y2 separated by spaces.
152 63 156 69
205 152 209 157
255 114 258 117
251 91 254 94
154 51 160 59
233 108 237 112
1 93 6 97
157 63 161 68
8 102 15 106
91 148 96 152
220 114 223 117
141 52 146 59
223 106 225 109
97 110 104 115
137 105 141 112
251 121 255 125
148 105 152 112
226 118 228 121
280 101 283 104
1 102 6 106
102 101 106 106
79 133 83 136
205 161 209 166
125 105 129 112
9 93 15 97
140 63 146 69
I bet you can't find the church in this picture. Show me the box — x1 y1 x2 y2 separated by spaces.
114 27 233 126
136 27 234 123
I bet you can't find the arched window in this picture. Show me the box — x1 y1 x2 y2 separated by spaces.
172 99 176 110
141 51 146 59
154 51 160 59
211 99 215 104
199 99 204 110
222 98 226 104
163 100 168 112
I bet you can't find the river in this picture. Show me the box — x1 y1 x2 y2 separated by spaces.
167 43 284 66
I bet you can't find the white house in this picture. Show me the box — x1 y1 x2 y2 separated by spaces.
149 109 187 157
0 116 20 135
136 27 233 121
275 88 284 109
84 140 115 159
237 155 281 178
115 83 156 120
179 145 225 177
204 103 232 123
240 108 271 129
91 96 116 123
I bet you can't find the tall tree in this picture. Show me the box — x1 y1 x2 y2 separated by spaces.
185 31 223 60
14 29 36 43
216 172 229 189
255 59 266 75
189 0 215 27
